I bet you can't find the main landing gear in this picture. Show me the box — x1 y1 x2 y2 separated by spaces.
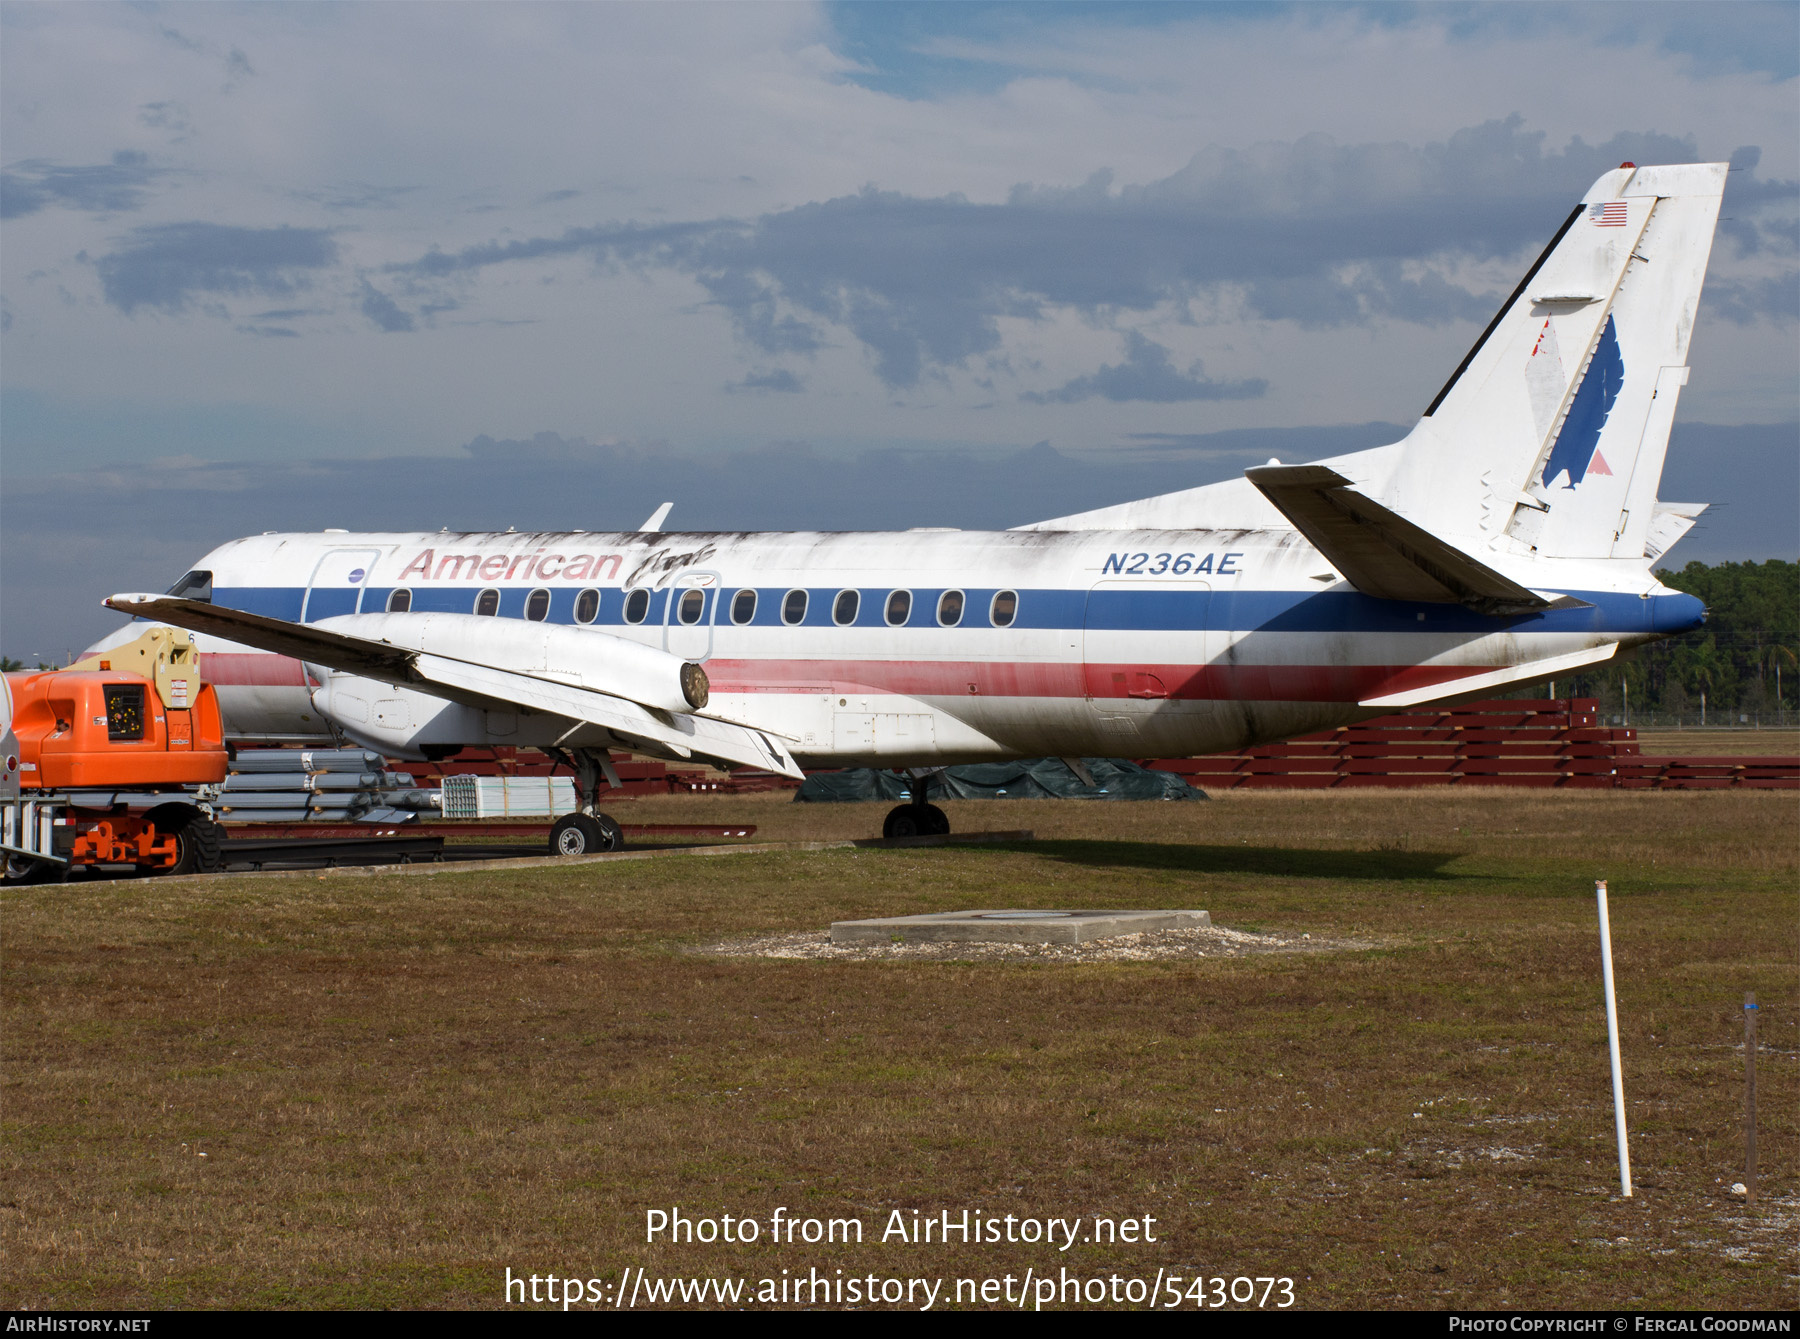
882 769 951 839
546 748 625 856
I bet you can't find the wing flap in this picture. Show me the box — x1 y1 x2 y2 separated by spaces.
1244 465 1547 614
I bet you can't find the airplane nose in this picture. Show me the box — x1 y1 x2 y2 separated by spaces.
1651 591 1706 634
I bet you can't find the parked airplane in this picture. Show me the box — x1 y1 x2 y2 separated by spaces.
100 162 1722 852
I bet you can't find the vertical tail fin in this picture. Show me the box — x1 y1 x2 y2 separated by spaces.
1383 162 1726 560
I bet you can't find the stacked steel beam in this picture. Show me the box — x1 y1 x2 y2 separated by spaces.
218 749 442 822
1145 700 1797 791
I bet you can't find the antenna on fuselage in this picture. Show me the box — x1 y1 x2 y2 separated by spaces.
639 502 673 533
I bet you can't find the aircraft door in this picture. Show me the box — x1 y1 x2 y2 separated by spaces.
663 570 720 662
302 548 384 622
1082 579 1212 739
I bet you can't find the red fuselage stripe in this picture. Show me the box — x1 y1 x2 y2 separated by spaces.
199 651 1489 703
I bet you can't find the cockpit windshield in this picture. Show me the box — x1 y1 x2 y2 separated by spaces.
165 570 214 602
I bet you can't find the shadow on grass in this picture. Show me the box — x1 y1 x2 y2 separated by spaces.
1017 839 1463 881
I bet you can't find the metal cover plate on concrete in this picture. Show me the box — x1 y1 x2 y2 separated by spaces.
830 909 1212 945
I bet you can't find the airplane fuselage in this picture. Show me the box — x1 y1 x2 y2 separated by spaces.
149 525 1702 766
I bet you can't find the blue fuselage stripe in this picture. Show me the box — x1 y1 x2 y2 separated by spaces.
208 584 1700 639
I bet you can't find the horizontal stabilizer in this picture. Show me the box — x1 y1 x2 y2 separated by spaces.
1359 643 1619 709
104 594 804 778
1644 502 1707 562
1244 465 1547 615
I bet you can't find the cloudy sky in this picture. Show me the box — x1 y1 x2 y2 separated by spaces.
3 1 1795 659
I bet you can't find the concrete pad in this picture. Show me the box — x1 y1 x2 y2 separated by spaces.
830 908 1211 945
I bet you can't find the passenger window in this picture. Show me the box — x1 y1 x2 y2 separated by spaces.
885 590 911 626
624 588 651 625
937 590 964 626
526 588 551 622
782 589 808 625
104 684 146 740
475 588 500 616
166 569 214 602
386 588 412 613
833 589 860 626
990 590 1018 627
575 588 600 624
678 588 706 625
732 589 757 625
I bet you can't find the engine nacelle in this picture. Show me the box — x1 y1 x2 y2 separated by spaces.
315 612 708 713
307 675 488 759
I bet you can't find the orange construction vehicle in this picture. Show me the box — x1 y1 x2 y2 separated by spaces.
3 627 229 881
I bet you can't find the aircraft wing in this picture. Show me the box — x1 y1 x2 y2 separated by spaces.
106 594 418 680
104 593 804 778
1244 465 1548 615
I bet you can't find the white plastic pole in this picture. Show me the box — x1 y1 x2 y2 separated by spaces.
1595 880 1632 1197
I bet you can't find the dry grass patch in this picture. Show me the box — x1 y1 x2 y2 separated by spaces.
3 789 1794 1310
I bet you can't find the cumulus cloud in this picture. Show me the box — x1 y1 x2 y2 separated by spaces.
727 368 805 394
1023 331 1266 404
0 150 165 219
384 119 1793 389
95 223 338 314
359 280 415 332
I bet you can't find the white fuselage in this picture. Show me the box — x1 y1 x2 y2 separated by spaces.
97 526 1700 766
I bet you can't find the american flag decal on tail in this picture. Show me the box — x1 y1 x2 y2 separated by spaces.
1588 202 1628 227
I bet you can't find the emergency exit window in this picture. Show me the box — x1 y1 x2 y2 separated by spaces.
104 684 147 740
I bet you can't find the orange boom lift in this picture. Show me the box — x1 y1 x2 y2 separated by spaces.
2 627 229 880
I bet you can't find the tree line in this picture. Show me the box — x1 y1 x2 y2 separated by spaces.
1559 560 1798 716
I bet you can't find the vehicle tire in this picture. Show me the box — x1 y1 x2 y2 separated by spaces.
166 814 225 875
4 854 56 885
883 803 949 839
551 813 622 856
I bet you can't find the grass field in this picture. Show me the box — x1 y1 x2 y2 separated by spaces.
1632 728 1799 757
3 789 1794 1311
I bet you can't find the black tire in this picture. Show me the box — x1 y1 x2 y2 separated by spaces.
166 814 225 875
550 813 623 856
593 813 624 852
883 803 949 839
4 854 57 885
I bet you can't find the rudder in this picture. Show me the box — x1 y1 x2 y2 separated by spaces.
1382 162 1726 560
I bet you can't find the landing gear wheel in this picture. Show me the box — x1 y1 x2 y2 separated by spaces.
883 803 950 839
167 815 225 875
550 813 624 856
